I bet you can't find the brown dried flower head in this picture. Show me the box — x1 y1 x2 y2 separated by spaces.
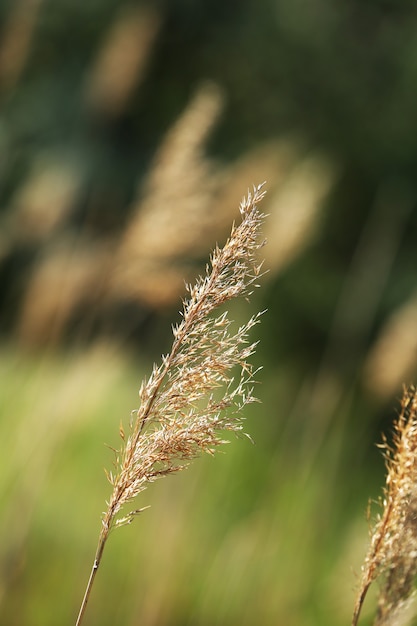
103 183 266 532
76 183 267 626
353 386 417 626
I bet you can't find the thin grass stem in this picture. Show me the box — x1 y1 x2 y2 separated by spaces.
75 533 108 626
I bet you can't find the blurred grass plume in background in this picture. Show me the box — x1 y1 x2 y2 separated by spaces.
353 387 417 626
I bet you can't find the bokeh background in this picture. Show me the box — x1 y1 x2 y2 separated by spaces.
1 1 417 624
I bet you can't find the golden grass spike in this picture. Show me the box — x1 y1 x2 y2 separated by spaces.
353 386 417 626
75 184 267 626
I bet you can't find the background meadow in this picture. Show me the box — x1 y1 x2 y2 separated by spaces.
1 1 417 624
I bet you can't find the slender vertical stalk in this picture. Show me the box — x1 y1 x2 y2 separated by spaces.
75 532 108 626
352 582 370 626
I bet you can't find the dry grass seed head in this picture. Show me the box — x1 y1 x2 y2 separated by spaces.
102 184 266 533
353 387 417 626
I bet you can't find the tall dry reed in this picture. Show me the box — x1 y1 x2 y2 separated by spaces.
353 386 417 626
75 184 267 625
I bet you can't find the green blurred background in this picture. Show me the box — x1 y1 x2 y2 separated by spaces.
1 0 417 624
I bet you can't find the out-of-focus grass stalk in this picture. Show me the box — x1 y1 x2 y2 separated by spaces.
353 386 417 626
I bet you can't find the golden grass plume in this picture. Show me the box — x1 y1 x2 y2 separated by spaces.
75 183 267 625
353 386 417 626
